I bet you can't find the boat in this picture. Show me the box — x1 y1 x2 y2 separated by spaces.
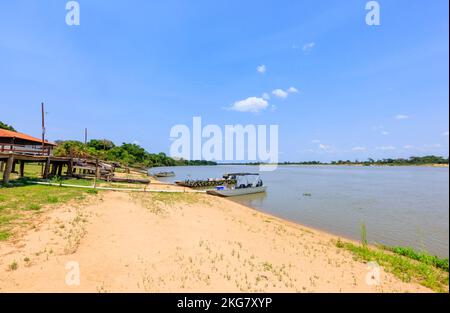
175 176 236 188
206 173 267 197
154 171 175 178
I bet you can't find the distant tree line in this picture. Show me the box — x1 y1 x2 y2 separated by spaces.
53 139 217 168
280 156 449 166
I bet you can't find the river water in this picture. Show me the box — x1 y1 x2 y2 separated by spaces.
150 165 449 257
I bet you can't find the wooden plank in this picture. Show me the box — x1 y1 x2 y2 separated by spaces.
110 177 150 184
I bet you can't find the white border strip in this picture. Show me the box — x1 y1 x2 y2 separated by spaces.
26 181 206 193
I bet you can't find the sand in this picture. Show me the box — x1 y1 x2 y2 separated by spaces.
0 188 431 293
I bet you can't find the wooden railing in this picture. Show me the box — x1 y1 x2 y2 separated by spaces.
0 144 52 156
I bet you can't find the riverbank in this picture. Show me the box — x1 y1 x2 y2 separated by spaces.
0 180 439 292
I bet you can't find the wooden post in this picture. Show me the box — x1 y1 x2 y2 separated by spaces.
2 154 14 184
0 161 4 172
68 153 74 177
11 160 17 173
43 157 51 179
51 163 58 176
57 164 63 176
19 161 25 178
41 102 45 156
95 159 100 179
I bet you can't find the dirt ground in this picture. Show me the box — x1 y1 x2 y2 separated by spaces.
0 190 430 292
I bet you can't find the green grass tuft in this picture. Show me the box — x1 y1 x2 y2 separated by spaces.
336 241 449 293
381 246 449 272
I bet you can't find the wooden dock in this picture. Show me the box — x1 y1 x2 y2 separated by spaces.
0 152 149 185
0 152 72 184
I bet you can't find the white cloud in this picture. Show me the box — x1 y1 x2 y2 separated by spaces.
272 89 289 98
381 131 389 136
287 87 299 93
262 92 271 100
318 144 331 150
302 42 315 52
256 64 266 74
376 146 396 151
230 97 268 113
395 114 410 120
352 147 367 151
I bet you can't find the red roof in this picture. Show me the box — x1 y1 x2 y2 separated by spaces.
0 129 56 146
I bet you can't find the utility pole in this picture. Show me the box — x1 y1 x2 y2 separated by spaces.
84 128 88 145
41 102 45 156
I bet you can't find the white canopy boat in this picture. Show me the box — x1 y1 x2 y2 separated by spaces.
206 173 267 197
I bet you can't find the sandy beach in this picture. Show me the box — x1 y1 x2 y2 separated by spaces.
0 181 432 293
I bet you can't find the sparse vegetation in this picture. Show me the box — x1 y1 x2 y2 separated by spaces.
8 261 18 271
360 222 368 248
336 240 449 293
0 183 96 241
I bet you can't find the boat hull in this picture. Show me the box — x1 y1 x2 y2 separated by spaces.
154 172 175 177
207 186 267 197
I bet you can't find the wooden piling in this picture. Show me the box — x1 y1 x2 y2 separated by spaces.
19 161 25 178
2 154 14 184
51 163 58 176
67 158 73 177
43 157 51 179
95 159 100 179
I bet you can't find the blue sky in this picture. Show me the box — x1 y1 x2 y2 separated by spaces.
0 0 448 162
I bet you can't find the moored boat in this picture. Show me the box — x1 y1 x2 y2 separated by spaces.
206 173 266 197
175 177 236 188
154 171 175 177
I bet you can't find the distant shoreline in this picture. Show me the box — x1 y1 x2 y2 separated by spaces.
214 163 449 168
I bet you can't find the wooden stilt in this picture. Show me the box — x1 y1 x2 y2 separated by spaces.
43 157 51 179
19 161 25 178
67 159 73 177
2 155 14 184
95 159 100 179
57 164 63 176
51 162 57 176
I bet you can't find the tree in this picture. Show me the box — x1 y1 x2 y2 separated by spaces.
53 140 90 158
88 139 115 151
0 121 16 132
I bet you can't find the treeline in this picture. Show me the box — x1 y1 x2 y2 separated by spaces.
280 156 449 166
0 121 16 132
53 139 216 168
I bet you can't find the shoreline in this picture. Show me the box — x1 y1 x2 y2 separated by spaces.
0 177 439 292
